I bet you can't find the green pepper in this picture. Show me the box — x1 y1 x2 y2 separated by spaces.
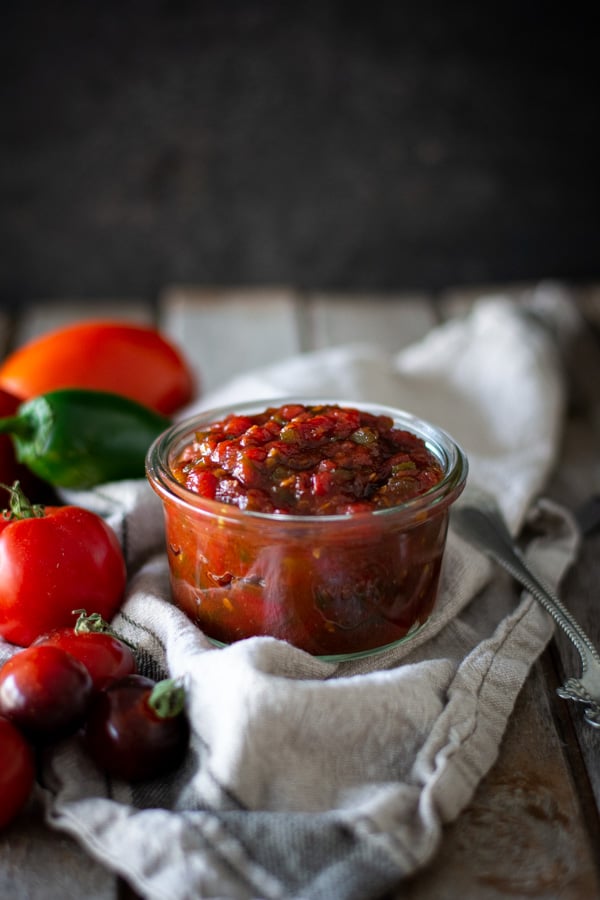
0 388 170 489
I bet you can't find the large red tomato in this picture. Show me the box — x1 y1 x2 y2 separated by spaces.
0 485 127 646
0 321 196 415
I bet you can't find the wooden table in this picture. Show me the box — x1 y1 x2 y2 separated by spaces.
1 282 600 899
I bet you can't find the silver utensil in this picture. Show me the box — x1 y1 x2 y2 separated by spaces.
451 489 600 728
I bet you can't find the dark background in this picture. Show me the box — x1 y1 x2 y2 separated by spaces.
1 1 598 307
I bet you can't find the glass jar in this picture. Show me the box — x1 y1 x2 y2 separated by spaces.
146 399 468 661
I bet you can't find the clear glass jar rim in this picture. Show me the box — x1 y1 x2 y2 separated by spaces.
146 397 469 525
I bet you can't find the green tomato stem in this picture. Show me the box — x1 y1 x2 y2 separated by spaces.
72 609 136 650
0 481 45 520
148 678 186 719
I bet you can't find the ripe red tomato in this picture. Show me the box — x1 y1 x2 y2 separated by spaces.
0 645 93 742
0 486 127 646
34 614 137 692
84 674 189 781
0 320 196 415
0 715 35 828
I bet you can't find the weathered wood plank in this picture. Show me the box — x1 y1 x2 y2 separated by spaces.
545 412 600 822
568 287 600 436
159 285 302 396
304 291 438 352
10 299 153 346
568 283 600 324
401 657 600 899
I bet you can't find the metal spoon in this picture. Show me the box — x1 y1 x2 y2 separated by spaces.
451 489 600 728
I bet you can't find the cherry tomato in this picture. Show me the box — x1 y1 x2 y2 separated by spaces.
84 675 189 781
0 645 93 742
0 484 127 646
0 320 196 415
0 715 35 828
34 612 137 692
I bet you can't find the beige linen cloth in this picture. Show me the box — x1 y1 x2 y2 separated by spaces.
1 290 582 899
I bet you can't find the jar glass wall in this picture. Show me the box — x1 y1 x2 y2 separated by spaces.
146 399 468 661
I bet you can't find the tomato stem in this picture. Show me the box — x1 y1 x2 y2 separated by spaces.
72 609 136 650
0 481 45 520
148 678 186 719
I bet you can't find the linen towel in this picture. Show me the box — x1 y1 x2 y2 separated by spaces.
1 289 581 900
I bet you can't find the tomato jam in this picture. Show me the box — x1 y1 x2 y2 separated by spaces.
171 403 444 515
146 400 468 659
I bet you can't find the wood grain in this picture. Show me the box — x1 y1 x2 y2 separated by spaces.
10 300 153 346
160 285 302 395
304 291 438 353
402 659 600 898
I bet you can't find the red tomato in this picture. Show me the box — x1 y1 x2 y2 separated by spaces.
0 487 127 646
0 715 35 828
34 616 137 691
84 675 189 781
0 645 93 742
0 321 196 415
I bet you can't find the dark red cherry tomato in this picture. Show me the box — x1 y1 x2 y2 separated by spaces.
0 645 93 742
84 674 189 781
0 715 35 828
34 611 137 692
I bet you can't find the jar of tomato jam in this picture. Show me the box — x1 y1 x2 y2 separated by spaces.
146 399 467 660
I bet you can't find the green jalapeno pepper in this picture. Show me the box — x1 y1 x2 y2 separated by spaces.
0 388 170 489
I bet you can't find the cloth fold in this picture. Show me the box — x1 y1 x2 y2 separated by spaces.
2 290 582 899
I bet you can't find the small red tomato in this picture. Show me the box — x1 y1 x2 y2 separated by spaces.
84 674 189 781
0 715 35 828
34 611 137 692
0 483 127 646
0 645 93 742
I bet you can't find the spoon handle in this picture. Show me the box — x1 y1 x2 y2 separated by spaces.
452 503 600 728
